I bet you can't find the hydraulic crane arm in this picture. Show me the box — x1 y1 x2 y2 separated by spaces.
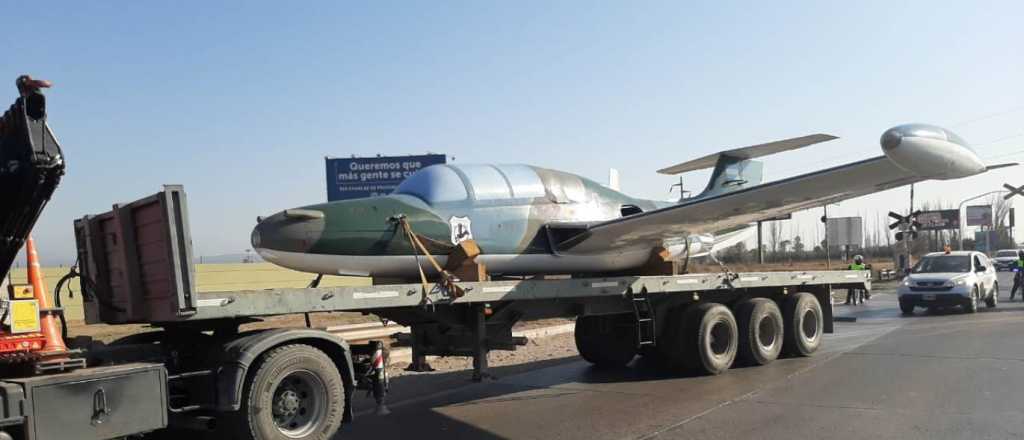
0 76 63 280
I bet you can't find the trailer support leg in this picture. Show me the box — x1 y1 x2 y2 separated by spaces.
406 325 435 372
472 304 494 382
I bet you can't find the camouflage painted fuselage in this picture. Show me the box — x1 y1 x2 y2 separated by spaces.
252 164 683 277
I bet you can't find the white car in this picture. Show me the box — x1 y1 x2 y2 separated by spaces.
897 251 998 314
992 249 1020 272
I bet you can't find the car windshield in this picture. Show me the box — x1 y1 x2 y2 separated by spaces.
912 255 971 273
996 250 1018 258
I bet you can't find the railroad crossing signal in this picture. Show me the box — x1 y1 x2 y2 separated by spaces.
1003 183 1024 200
889 210 921 242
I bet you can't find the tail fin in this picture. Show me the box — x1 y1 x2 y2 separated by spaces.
607 168 620 191
698 157 764 199
658 133 836 200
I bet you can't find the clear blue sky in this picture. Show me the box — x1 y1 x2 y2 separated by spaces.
5 1 1024 265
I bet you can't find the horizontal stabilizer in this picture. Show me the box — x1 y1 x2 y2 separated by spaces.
657 133 838 175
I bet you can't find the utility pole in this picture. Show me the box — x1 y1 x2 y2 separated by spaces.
904 184 914 273
757 220 764 264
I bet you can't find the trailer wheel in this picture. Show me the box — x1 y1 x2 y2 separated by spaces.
575 314 637 368
735 298 784 366
234 344 345 440
666 303 737 375
782 292 823 357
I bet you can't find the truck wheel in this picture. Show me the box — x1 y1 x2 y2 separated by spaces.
735 298 783 366
235 344 345 440
986 283 998 308
575 314 637 368
638 345 673 369
782 292 823 357
667 303 737 375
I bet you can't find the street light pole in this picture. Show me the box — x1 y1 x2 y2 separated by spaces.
957 190 1008 250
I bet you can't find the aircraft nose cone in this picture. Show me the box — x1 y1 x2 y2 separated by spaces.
880 127 903 151
252 209 327 254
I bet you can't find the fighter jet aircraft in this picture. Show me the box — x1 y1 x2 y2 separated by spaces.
252 124 1007 278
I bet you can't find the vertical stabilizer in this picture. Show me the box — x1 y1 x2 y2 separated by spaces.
608 168 620 191
695 157 763 199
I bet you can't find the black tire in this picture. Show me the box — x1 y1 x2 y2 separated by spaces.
782 292 823 357
231 344 345 440
735 298 784 366
986 283 998 308
964 287 979 314
638 344 673 368
899 299 914 315
575 314 637 368
666 303 737 375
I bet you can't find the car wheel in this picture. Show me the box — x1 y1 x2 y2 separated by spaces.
899 299 914 315
986 283 998 308
964 287 979 314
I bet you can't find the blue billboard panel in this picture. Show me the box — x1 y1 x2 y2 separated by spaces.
326 154 447 201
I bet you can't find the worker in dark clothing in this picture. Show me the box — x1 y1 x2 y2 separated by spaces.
1010 250 1024 301
846 255 867 305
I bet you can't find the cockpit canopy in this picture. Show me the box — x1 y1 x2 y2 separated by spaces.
394 164 548 204
893 123 972 149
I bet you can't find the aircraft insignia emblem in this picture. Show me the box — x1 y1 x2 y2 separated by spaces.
449 216 473 245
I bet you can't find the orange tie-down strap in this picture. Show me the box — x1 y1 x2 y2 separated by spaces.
396 216 466 301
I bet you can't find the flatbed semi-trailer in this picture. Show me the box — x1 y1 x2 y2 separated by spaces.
0 185 867 440
0 80 872 440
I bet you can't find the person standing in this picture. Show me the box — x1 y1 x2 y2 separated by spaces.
1011 250 1024 301
846 255 867 305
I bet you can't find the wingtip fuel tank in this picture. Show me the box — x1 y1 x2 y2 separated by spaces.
880 124 986 180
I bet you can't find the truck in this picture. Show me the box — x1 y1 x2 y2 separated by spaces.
0 80 869 440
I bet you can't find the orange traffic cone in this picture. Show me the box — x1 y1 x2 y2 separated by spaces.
25 237 67 354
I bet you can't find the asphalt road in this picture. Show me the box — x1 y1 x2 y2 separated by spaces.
345 274 1024 439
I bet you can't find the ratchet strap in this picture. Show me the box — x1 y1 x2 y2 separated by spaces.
395 216 465 302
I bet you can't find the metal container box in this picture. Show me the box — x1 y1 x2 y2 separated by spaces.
4 363 167 440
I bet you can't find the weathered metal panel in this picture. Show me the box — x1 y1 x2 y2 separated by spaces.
76 186 196 323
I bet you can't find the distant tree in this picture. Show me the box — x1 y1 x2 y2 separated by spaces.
721 241 748 263
793 236 805 253
779 240 791 253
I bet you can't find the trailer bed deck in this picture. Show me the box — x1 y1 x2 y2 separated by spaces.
188 270 868 322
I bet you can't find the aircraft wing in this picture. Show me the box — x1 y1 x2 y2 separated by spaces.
555 156 920 255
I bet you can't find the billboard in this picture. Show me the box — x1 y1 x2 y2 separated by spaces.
826 216 863 247
325 154 447 201
916 209 960 231
965 205 992 227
